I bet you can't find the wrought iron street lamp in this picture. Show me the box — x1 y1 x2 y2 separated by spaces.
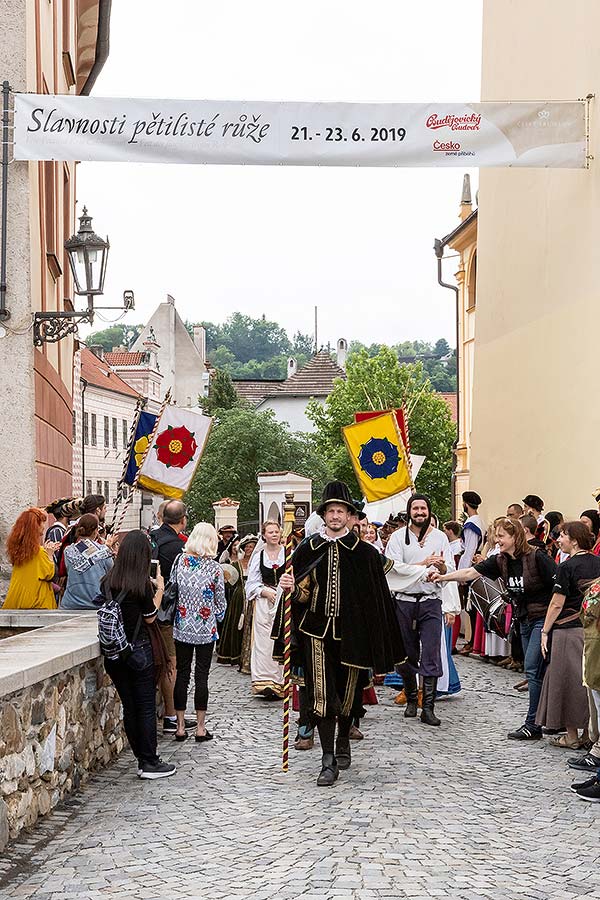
65 206 109 302
33 207 113 346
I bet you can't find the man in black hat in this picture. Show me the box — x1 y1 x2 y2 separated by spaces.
278 480 404 786
522 494 549 544
385 494 460 727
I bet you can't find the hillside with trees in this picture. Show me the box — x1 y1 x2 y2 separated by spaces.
87 314 457 390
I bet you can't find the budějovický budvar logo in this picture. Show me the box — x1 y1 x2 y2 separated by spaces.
426 113 482 131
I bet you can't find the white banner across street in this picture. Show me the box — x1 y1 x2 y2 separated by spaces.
13 94 587 169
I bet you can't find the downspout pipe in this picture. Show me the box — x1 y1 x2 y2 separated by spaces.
434 237 460 519
81 0 112 96
81 378 87 494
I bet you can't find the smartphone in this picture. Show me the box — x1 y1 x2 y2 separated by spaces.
150 560 159 579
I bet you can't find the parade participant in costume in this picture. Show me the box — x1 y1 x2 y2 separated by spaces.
246 521 286 698
277 481 404 786
44 497 81 544
385 494 460 727
237 535 259 674
216 525 238 560
220 534 256 667
522 494 549 545
458 491 486 655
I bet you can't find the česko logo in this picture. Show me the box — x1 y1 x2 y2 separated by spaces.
426 113 482 131
433 140 460 151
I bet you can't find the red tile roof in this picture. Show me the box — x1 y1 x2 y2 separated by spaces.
104 351 146 367
439 392 458 422
233 379 284 405
273 351 346 397
80 348 141 399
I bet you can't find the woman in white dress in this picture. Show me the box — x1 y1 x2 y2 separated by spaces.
246 520 286 698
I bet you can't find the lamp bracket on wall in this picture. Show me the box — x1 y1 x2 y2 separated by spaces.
33 308 94 346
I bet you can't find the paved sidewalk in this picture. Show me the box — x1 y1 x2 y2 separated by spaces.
1 657 599 900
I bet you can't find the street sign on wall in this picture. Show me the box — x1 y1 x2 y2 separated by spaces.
13 94 588 168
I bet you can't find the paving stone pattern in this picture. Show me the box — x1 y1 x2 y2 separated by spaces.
0 656 599 900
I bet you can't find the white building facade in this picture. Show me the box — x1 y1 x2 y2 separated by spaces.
74 348 161 532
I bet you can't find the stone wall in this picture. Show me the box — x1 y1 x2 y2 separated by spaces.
0 657 124 849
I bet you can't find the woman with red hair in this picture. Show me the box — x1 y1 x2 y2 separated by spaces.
3 508 58 609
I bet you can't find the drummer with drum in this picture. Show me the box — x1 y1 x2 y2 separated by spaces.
432 516 557 741
386 494 461 727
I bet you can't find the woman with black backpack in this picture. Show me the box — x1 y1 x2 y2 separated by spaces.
100 530 176 780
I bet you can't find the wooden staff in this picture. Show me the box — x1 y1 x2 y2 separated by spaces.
281 491 296 773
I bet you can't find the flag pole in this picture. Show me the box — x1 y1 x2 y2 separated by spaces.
108 396 146 533
113 388 172 535
281 491 296 773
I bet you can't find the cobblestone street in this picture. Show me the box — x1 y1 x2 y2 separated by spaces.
1 657 599 900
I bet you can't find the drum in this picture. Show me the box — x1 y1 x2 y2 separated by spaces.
468 576 510 638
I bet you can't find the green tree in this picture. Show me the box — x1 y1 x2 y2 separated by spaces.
186 407 331 526
291 331 315 357
216 313 291 363
86 324 142 351
201 369 240 415
306 346 456 521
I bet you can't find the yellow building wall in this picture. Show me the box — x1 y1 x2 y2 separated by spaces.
471 0 598 522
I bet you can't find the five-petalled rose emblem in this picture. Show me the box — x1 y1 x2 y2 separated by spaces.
154 425 197 469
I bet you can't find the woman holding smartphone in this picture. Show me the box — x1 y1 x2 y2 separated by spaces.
101 530 176 780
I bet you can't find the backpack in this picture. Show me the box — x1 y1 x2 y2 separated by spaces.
97 589 141 661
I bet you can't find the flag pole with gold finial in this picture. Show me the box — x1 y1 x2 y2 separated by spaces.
281 491 296 773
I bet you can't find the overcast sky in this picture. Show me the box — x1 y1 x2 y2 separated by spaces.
78 1 482 348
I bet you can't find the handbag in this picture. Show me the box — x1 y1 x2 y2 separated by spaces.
468 575 510 638
156 554 181 625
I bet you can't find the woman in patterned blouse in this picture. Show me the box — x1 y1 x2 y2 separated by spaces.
171 522 227 742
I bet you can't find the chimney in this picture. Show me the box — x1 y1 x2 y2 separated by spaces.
288 357 297 377
336 338 347 370
459 173 473 221
89 344 104 360
192 324 206 361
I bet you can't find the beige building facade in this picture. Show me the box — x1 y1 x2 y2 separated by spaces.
471 0 599 521
0 0 109 552
437 177 478 514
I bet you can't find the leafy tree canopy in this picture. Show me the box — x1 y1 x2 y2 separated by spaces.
186 407 331 527
85 324 142 351
348 338 456 392
306 346 456 521
201 369 241 416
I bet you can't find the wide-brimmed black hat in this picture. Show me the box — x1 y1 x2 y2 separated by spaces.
317 480 356 517
352 498 367 521
522 494 544 512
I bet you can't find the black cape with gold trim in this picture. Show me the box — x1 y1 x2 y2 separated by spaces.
272 531 405 673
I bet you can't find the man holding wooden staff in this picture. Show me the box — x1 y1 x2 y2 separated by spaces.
280 480 405 786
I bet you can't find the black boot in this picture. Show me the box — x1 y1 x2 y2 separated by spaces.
403 669 419 718
335 738 351 770
420 677 441 726
317 752 339 786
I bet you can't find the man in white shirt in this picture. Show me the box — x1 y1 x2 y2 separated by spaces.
386 494 460 727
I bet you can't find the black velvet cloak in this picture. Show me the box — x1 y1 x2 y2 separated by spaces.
272 531 406 674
